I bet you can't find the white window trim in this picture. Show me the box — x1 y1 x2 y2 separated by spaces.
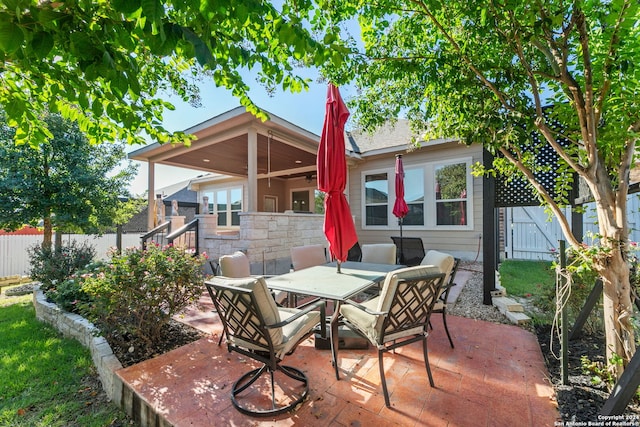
360 157 474 231
200 184 245 229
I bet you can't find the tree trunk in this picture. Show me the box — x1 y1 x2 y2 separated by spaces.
42 216 52 250
596 251 636 378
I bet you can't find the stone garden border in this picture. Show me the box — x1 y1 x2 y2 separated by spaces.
33 287 171 427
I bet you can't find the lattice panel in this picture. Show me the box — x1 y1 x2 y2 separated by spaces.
494 112 579 207
383 275 442 335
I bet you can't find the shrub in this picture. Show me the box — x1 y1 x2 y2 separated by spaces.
82 244 207 346
45 261 106 313
28 241 96 291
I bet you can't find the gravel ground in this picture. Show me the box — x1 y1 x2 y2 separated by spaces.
447 262 511 324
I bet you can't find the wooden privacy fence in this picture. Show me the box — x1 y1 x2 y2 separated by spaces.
0 233 141 277
504 195 640 261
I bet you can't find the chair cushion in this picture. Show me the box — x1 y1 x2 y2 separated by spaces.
421 250 454 283
214 276 283 347
421 250 455 300
291 245 327 270
219 251 251 278
361 244 397 264
341 265 441 344
276 308 321 358
339 297 379 343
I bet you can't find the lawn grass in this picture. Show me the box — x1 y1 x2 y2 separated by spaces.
498 259 555 297
0 301 131 427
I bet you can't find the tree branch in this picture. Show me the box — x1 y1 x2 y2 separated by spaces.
410 0 515 113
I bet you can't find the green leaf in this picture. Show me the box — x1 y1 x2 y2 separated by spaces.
31 32 54 58
113 0 142 15
92 99 104 117
70 32 98 60
141 0 164 36
0 18 23 53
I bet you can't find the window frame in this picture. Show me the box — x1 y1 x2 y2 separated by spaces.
201 185 244 228
360 157 473 231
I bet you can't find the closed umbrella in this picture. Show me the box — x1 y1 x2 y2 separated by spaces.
392 154 409 263
318 84 358 273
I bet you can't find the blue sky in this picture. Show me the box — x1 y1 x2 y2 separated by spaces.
126 71 358 196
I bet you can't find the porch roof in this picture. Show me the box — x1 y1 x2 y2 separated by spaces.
128 107 321 180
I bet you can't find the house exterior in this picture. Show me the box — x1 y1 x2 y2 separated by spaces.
344 121 483 261
128 107 483 273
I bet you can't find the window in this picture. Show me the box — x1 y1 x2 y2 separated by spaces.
202 187 243 227
404 168 424 226
292 190 310 211
435 163 468 226
365 172 388 226
361 158 472 230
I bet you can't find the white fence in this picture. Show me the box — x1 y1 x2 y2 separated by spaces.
504 194 640 261
0 233 142 277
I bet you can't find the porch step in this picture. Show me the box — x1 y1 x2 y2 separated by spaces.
493 296 524 313
505 311 531 325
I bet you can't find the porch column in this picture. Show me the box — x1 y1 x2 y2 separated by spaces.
247 127 258 212
147 161 155 230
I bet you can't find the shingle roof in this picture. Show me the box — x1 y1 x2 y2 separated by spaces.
346 119 417 154
163 186 197 205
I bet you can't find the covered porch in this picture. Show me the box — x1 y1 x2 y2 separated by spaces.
129 107 333 271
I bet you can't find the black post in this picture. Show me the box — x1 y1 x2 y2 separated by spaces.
116 225 123 255
482 149 497 305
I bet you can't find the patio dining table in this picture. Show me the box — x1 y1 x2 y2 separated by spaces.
266 261 403 380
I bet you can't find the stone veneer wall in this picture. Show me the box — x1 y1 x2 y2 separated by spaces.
199 212 326 275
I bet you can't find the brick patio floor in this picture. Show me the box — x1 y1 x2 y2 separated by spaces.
117 283 560 426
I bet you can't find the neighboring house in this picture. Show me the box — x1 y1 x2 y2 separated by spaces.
122 180 201 234
128 106 484 272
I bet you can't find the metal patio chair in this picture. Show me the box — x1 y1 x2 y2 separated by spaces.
205 276 325 416
337 265 445 407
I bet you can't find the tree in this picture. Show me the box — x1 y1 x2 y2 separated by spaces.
319 1 640 378
0 111 138 248
0 0 348 148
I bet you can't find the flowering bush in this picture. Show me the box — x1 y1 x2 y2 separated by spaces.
28 241 96 291
45 261 106 313
81 244 207 346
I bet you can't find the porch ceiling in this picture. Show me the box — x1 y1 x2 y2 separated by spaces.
129 107 321 179
159 133 318 178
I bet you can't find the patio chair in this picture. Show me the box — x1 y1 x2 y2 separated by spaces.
219 251 251 277
205 276 325 417
390 236 425 266
421 250 459 348
290 244 327 271
361 243 397 265
337 265 445 407
347 241 362 262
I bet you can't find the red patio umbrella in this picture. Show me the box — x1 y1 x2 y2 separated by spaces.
318 84 358 272
392 154 409 262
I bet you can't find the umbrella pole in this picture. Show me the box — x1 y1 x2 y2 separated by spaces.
399 218 403 264
337 260 341 274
